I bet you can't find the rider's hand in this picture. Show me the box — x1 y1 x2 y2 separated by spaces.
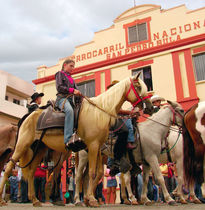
74 89 82 96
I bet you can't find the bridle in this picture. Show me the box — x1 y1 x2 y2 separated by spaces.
168 105 184 127
125 78 151 108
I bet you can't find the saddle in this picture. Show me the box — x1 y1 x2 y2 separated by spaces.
36 96 83 131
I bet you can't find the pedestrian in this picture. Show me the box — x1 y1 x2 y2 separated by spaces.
105 163 117 204
9 169 19 203
34 163 47 203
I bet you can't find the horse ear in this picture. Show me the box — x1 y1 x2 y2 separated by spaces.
134 72 141 81
167 100 177 108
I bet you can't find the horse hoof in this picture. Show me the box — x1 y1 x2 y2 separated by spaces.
52 200 65 206
180 199 188 204
145 201 152 206
89 200 99 207
193 199 202 204
0 200 7 206
33 201 42 207
75 201 86 207
131 200 139 205
124 200 131 205
168 201 177 205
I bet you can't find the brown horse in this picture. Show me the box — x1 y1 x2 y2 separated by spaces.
0 74 153 207
0 124 17 173
183 102 205 189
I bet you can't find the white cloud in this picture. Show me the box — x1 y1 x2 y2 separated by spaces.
0 0 204 83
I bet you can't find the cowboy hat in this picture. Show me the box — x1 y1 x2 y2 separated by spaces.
151 95 165 103
31 92 44 103
106 80 119 89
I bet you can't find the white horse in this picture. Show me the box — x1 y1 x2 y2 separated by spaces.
121 128 201 205
129 101 184 205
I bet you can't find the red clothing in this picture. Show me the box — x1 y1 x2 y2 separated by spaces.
34 166 46 178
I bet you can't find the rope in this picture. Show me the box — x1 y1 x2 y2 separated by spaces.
140 114 182 133
161 130 181 154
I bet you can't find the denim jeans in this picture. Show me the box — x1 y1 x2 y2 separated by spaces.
124 118 135 143
56 97 74 144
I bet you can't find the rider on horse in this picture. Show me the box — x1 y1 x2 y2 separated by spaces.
55 59 86 152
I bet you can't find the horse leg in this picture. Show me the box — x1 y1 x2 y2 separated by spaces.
123 171 138 205
140 164 152 205
189 182 202 204
21 147 47 206
74 151 88 206
86 141 100 207
120 173 131 205
148 156 176 205
174 157 187 204
92 152 103 194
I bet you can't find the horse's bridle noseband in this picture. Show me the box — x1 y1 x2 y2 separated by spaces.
125 78 151 108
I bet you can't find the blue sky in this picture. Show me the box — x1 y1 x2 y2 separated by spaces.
0 0 204 84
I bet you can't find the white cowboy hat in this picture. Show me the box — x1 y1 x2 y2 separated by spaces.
151 95 165 103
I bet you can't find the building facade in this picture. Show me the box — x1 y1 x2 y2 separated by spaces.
33 4 205 111
0 70 34 125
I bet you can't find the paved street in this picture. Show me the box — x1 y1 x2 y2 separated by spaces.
1 202 205 210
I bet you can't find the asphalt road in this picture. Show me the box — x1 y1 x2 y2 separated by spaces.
0 202 205 210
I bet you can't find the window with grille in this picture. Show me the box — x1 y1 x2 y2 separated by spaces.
193 52 205 81
128 23 148 44
77 80 95 97
132 66 153 91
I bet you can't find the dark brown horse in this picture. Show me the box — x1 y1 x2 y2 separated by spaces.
183 102 205 187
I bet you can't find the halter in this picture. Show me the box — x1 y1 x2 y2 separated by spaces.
125 78 151 107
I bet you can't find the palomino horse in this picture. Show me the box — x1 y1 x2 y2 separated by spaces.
0 74 153 207
121 128 201 205
129 101 184 205
74 143 139 206
183 101 205 195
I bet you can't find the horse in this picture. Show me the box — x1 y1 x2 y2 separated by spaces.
183 101 205 197
120 128 201 205
74 143 139 206
127 101 184 205
0 124 17 173
0 74 153 207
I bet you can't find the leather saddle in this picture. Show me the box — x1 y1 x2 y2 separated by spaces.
36 97 82 131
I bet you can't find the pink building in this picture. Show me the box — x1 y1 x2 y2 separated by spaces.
0 70 34 125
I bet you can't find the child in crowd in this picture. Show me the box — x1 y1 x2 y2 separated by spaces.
9 169 19 203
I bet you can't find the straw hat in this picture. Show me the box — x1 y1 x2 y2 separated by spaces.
106 80 119 89
151 95 165 103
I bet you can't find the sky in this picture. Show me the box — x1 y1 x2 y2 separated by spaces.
0 0 204 84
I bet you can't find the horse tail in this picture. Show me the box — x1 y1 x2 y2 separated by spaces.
183 121 196 186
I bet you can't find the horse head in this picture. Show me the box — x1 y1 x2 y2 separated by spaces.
167 100 184 127
125 72 153 115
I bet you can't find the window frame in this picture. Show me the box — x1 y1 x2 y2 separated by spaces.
132 66 153 92
77 79 95 97
192 52 205 82
123 17 151 48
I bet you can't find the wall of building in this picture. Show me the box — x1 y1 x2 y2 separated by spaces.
0 70 34 125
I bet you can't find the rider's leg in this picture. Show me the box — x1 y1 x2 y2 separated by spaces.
124 119 136 149
58 98 74 145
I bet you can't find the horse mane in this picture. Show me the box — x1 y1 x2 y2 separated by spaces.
81 77 130 128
